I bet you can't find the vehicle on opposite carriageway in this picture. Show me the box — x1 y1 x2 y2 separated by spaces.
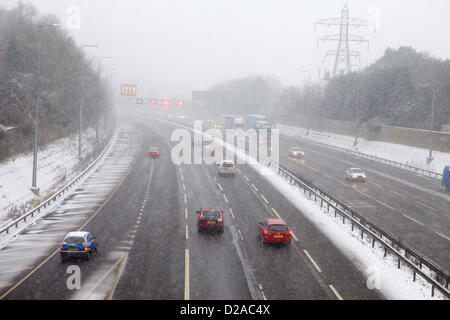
442 165 450 191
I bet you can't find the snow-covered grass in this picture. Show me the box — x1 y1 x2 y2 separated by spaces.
0 128 101 225
277 123 450 175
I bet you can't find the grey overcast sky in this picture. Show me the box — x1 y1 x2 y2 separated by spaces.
2 0 450 98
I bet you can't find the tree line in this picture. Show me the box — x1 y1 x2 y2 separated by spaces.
0 3 112 161
207 47 450 131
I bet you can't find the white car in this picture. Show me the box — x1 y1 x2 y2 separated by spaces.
218 160 236 177
288 147 305 158
346 168 366 181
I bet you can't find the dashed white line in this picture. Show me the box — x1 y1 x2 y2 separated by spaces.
243 175 250 182
184 193 187 203
260 194 269 204
184 249 190 300
185 207 188 219
435 231 450 241
402 213 424 226
229 208 235 220
329 284 343 300
251 184 258 192
186 225 189 240
304 250 322 273
271 207 282 220
217 183 223 191
223 194 229 203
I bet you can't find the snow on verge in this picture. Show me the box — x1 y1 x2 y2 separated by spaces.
277 123 450 175
0 128 98 224
157 117 445 300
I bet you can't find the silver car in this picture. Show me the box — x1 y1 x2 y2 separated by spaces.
288 147 305 159
346 168 366 181
218 160 236 177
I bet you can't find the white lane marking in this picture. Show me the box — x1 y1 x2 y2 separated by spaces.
243 175 250 182
260 194 269 204
184 193 187 203
435 232 450 241
185 207 188 219
251 183 258 192
183 183 186 191
223 194 229 203
229 208 235 220
186 225 189 240
271 207 282 220
329 284 343 300
402 213 424 226
217 183 223 191
184 249 190 300
291 231 299 242
304 250 322 273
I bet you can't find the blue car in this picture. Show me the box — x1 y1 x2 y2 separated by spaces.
442 166 450 192
60 231 98 262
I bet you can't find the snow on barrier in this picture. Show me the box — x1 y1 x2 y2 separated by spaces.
0 126 119 239
284 129 443 180
253 152 449 299
151 115 449 298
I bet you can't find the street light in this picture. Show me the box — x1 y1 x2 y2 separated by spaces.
31 23 61 193
78 44 99 159
302 70 311 86
427 78 436 164
97 56 112 139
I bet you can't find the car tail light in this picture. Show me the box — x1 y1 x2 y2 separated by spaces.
60 246 64 250
84 246 88 251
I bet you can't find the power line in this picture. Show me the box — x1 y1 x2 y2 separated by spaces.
314 5 374 77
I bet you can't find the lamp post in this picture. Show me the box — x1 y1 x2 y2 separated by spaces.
302 70 311 86
78 44 98 159
31 23 61 193
427 79 436 164
97 56 112 139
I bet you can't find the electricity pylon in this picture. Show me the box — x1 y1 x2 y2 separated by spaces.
314 5 373 77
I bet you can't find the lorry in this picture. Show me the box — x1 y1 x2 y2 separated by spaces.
245 114 267 129
442 166 450 191
245 114 272 150
224 114 237 129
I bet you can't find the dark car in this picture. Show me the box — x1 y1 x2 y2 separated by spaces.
196 207 224 234
148 146 160 157
60 231 98 262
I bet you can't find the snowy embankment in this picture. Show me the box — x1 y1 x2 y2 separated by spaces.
0 128 99 225
277 123 450 175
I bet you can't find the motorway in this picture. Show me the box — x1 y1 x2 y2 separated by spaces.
0 104 385 300
151 105 449 274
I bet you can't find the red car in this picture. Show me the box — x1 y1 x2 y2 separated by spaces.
258 218 292 245
196 207 224 234
148 146 160 157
